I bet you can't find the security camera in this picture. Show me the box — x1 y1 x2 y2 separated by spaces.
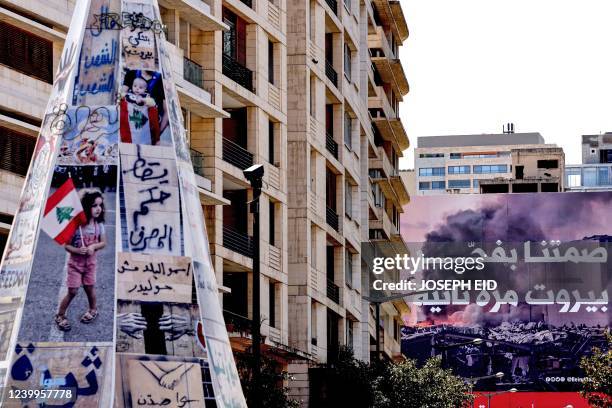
243 164 265 190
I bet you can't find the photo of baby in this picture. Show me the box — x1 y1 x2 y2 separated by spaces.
119 69 170 146
17 165 117 343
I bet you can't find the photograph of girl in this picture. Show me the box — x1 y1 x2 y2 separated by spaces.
17 165 117 343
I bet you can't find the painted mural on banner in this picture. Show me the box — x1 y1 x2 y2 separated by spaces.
399 192 611 392
0 0 249 405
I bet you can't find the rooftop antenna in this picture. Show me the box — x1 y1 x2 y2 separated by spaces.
503 123 515 134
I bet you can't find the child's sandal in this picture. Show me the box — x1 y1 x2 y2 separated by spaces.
81 309 98 324
55 315 71 331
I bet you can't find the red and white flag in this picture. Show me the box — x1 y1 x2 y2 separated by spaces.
41 178 87 245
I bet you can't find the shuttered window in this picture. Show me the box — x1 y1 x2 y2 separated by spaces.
0 21 53 83
0 127 36 176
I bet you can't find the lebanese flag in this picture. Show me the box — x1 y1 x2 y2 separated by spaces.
41 178 87 245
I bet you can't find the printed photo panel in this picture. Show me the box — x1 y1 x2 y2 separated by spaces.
74 0 121 106
4 343 113 407
0 299 21 362
115 252 205 358
115 354 213 407
119 69 171 146
119 144 182 255
57 105 120 166
17 165 117 343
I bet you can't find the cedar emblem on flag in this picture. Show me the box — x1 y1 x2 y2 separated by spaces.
41 178 87 245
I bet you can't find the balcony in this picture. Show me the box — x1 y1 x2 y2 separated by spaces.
325 0 338 15
326 205 339 231
223 53 254 92
184 57 203 88
326 132 338 159
325 60 338 87
223 226 254 258
327 279 340 304
190 148 206 178
223 309 252 335
222 137 254 170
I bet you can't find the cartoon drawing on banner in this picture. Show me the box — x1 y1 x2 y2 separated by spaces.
115 354 211 407
120 69 170 146
5 343 112 406
73 0 120 106
57 105 119 165
18 165 117 342
119 144 181 255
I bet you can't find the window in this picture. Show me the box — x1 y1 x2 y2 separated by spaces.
449 153 462 159
418 167 445 176
598 167 610 186
448 166 470 174
269 200 276 246
268 121 275 165
344 0 351 12
473 179 480 188
473 164 508 174
393 320 399 341
344 112 352 149
448 179 470 188
537 159 559 169
309 76 316 116
583 167 597 186
345 182 352 219
345 250 353 287
0 22 53 83
431 181 445 189
346 320 354 350
419 181 431 190
419 153 444 158
565 168 581 188
269 281 276 328
344 43 352 82
268 40 275 84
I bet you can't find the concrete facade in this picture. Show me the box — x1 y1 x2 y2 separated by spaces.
0 0 411 403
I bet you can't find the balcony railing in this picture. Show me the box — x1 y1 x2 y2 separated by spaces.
222 137 253 170
327 279 340 304
325 0 338 15
326 205 339 231
190 148 205 178
223 226 254 258
223 53 253 92
223 310 252 334
326 132 338 159
325 60 338 87
184 57 204 88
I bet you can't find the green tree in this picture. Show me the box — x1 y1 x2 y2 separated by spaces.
236 351 299 408
372 357 473 408
580 332 612 408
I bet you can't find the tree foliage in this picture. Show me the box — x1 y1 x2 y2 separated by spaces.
236 351 299 408
580 332 612 408
372 357 473 408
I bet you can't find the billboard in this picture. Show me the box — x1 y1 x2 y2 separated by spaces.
398 192 610 392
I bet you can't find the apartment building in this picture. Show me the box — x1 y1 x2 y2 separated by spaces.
479 146 565 193
286 0 410 395
565 133 612 191
414 132 557 194
0 0 410 403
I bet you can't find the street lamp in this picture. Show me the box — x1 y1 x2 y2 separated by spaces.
477 387 517 408
244 164 264 406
